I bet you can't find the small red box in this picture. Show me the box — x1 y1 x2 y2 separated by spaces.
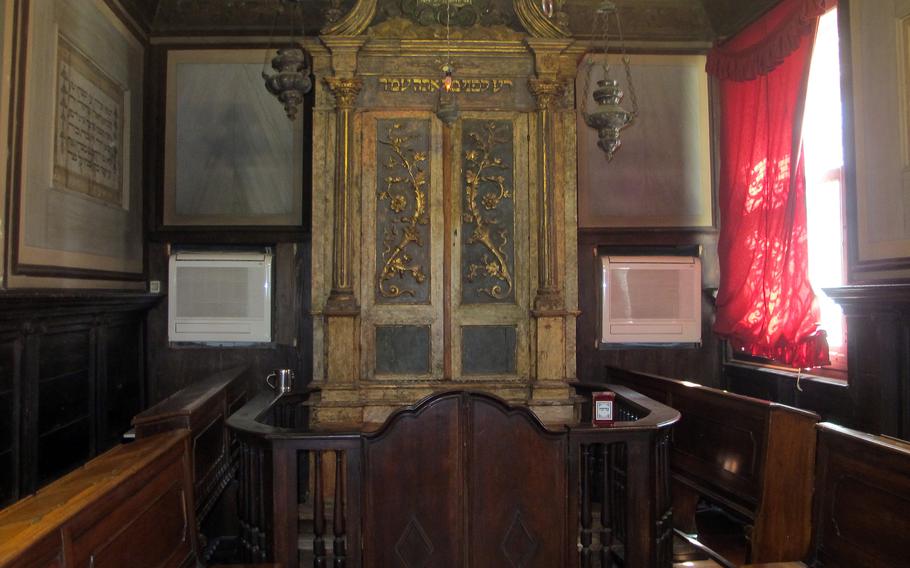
592 391 616 427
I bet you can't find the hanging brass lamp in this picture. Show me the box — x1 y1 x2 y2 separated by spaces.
262 0 313 120
582 1 639 160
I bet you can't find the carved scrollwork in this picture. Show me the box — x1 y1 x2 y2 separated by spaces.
462 120 514 301
377 122 430 300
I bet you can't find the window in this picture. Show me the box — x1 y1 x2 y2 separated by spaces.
729 7 848 379
802 7 848 375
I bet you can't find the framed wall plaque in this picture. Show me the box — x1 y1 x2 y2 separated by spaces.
163 49 304 227
7 0 145 286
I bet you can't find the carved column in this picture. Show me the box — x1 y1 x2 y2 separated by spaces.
526 39 579 422
529 77 566 311
324 75 363 311
319 38 366 415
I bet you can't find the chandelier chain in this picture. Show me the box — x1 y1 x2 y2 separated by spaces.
615 8 639 117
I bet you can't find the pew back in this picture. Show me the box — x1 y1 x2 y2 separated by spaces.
810 423 910 567
603 366 819 563
0 431 196 568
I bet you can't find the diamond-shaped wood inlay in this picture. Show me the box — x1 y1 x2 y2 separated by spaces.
395 515 434 568
501 510 538 567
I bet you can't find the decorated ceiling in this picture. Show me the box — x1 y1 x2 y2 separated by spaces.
124 0 780 42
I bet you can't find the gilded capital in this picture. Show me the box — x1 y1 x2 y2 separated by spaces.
324 76 363 110
528 78 566 111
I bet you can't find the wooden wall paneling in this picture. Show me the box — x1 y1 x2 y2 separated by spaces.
101 317 144 450
0 292 158 504
723 364 859 432
20 322 40 495
36 319 95 486
576 228 723 387
0 327 22 507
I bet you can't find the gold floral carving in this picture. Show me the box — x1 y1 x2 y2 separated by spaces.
324 76 363 109
463 122 514 300
377 124 429 298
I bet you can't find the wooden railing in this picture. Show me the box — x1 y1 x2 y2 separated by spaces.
227 386 679 568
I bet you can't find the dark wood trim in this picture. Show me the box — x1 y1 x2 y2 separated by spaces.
7 0 29 284
0 291 161 320
148 228 312 244
12 263 145 282
825 283 910 306
578 226 719 236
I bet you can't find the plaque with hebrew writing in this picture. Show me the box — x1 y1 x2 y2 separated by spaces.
53 35 126 209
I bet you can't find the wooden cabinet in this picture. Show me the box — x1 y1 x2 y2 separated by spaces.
0 431 196 568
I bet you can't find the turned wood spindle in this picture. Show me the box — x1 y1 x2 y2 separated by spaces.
314 451 327 566
600 444 613 568
581 444 593 567
333 450 347 567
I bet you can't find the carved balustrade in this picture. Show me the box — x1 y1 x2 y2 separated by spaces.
227 385 679 568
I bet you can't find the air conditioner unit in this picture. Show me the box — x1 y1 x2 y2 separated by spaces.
168 251 272 343
599 255 702 346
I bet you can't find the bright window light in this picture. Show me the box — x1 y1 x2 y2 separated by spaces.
802 8 847 364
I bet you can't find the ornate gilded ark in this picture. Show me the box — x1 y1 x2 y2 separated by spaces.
310 0 580 427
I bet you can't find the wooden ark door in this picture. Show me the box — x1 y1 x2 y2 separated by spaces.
360 111 445 385
359 111 531 389
450 113 532 387
362 392 567 568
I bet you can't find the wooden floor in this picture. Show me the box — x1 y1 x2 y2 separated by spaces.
673 561 725 567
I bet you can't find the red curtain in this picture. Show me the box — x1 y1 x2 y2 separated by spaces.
709 0 830 368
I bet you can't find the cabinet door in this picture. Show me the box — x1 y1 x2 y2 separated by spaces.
359 111 531 384
451 113 531 382
360 112 445 381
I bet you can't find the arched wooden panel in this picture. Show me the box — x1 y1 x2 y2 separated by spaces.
467 395 567 568
363 393 463 568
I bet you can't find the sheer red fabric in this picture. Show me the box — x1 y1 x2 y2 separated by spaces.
710 0 830 368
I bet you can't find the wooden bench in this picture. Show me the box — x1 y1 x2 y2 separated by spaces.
745 422 910 567
598 366 820 564
0 430 196 568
